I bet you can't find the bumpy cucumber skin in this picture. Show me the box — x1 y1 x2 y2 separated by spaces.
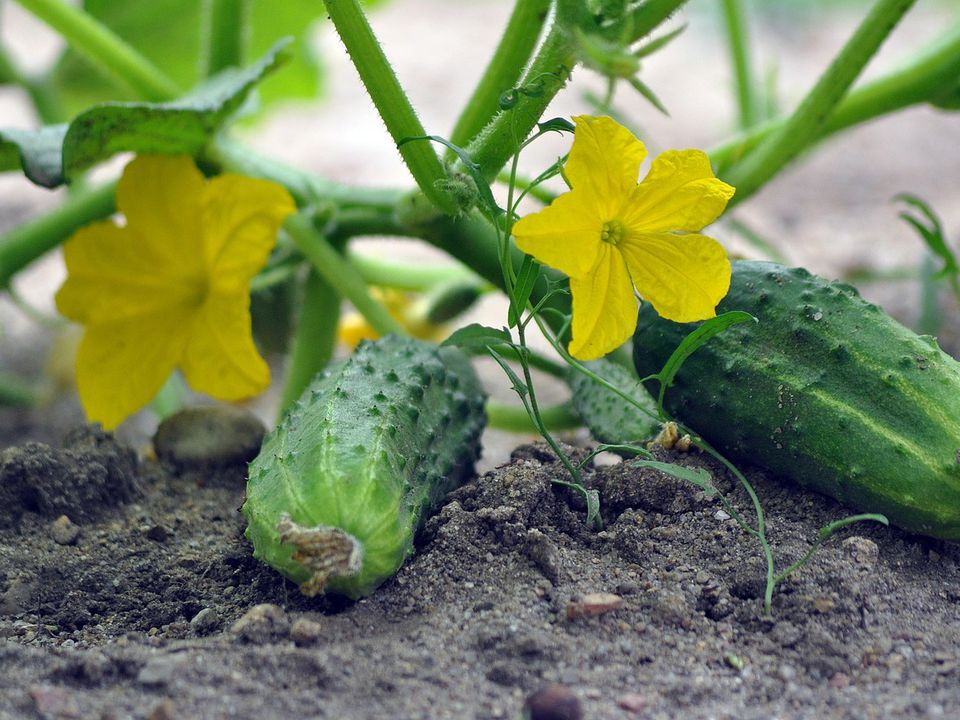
568 358 660 455
633 261 960 540
243 335 486 598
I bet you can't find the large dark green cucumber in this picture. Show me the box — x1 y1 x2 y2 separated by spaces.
243 335 486 598
633 260 960 540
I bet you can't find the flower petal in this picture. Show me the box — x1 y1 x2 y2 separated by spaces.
180 291 270 400
619 232 731 323
56 221 205 326
565 115 647 218
621 150 735 233
74 311 191 430
512 190 602 278
201 173 296 292
567 244 638 360
115 155 205 246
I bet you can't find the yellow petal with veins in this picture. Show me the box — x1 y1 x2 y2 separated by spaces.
565 115 647 218
75 310 192 430
619 232 730 323
512 190 603 279
621 150 734 233
180 291 270 400
568 244 638 360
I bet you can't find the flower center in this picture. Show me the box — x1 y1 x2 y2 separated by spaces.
601 220 624 246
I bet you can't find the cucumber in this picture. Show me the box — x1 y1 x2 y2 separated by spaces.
567 358 660 456
633 261 960 540
243 335 486 598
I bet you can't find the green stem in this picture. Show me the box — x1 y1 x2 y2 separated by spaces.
0 181 116 287
711 19 960 176
448 0 551 151
486 398 580 433
14 0 180 101
466 8 578 182
0 45 63 123
348 251 483 292
721 0 917 205
207 137 404 209
204 0 249 76
149 372 190 420
719 0 758 130
628 0 690 41
320 0 456 215
0 372 40 407
283 212 403 337
277 269 340 419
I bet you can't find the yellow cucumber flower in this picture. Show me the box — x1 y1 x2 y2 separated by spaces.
55 155 296 429
337 288 445 349
512 115 735 360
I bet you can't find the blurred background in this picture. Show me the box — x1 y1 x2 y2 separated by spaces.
1 0 958 468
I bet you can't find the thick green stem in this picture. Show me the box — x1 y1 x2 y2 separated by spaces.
204 0 249 76
277 269 340 418
283 212 403 337
720 0 758 130
448 0 551 151
466 13 578 182
207 137 404 209
0 181 116 287
14 0 180 101
321 0 456 215
711 20 960 178
628 0 690 41
0 372 40 407
486 398 580 433
721 0 917 205
348 251 482 292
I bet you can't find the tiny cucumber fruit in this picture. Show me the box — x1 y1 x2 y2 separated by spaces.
633 261 960 540
567 358 660 456
243 335 486 598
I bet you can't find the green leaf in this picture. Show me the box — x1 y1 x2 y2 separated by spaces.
441 323 512 351
508 255 540 328
47 0 380 119
649 310 756 414
487 346 529 399
1 41 291 188
631 459 716 498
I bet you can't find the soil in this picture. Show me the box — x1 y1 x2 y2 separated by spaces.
2 1 960 718
0 425 957 720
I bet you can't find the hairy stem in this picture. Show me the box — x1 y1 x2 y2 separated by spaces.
721 0 918 205
720 0 758 130
204 0 250 76
321 0 456 214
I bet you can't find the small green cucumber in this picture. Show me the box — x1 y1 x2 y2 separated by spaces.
567 358 660 455
243 335 486 598
633 261 960 540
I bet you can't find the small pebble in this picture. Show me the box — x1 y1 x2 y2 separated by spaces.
829 672 851 688
230 603 290 644
189 608 219 634
523 684 582 720
565 593 623 620
842 536 879 567
289 617 324 647
50 515 80 545
153 406 266 466
616 693 648 714
147 699 176 720
137 655 183 686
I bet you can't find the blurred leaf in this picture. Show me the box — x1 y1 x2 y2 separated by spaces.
441 323 511 351
1 41 290 187
46 0 389 121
